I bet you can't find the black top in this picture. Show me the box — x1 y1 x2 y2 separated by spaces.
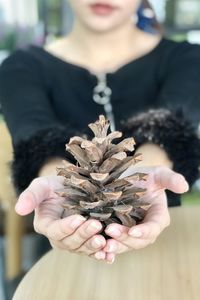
1 37 200 143
0 38 200 204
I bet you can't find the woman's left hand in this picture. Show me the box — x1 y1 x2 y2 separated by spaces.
94 166 189 264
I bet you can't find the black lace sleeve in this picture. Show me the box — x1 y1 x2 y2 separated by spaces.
11 126 78 195
121 108 200 206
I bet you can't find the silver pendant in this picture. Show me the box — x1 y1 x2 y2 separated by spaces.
93 73 116 132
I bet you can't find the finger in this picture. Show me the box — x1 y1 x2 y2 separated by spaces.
60 219 102 250
128 222 161 243
49 239 66 250
105 252 116 264
105 224 139 248
155 167 189 194
128 200 170 241
76 234 106 255
35 214 87 240
105 192 168 243
105 203 168 249
90 250 106 261
103 239 129 254
105 223 129 241
15 176 64 215
127 193 170 242
105 224 159 249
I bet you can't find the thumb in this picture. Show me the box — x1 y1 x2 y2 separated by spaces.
15 177 51 216
155 167 189 194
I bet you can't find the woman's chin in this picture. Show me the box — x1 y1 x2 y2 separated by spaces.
83 18 124 33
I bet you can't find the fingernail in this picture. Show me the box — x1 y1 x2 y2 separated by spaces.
107 257 115 264
95 252 105 260
87 221 102 233
106 244 117 253
106 226 121 237
70 217 85 229
129 228 142 237
92 237 102 248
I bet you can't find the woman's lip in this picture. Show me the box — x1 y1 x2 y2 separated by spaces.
90 3 116 16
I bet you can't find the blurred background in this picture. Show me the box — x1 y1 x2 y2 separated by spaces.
0 1 200 299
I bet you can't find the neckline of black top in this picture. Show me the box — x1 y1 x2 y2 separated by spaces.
30 37 166 77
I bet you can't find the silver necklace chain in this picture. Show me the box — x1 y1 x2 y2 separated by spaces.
93 73 116 132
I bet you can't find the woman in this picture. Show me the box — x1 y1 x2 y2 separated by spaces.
0 0 200 264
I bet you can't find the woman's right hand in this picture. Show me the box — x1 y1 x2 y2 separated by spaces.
15 176 115 263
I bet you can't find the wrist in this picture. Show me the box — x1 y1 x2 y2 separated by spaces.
38 158 64 177
135 143 173 169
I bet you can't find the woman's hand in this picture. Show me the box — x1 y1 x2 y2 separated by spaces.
98 166 189 263
15 176 111 262
15 167 189 264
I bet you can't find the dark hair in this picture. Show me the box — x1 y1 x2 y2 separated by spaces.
137 0 163 34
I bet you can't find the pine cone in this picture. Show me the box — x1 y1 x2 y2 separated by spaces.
56 115 151 235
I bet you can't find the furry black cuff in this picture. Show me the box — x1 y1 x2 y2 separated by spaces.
12 126 79 195
121 109 200 206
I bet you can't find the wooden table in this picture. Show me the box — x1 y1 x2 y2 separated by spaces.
13 206 200 300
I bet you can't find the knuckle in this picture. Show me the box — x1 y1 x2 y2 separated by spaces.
75 246 86 254
61 232 85 250
50 240 65 250
61 239 70 249
62 239 76 251
78 229 90 241
46 228 58 241
74 247 82 253
48 229 62 241
67 244 75 251
59 222 72 237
